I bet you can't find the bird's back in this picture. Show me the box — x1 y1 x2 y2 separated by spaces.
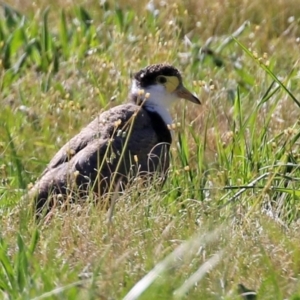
30 102 172 212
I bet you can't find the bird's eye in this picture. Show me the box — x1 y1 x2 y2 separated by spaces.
157 76 167 84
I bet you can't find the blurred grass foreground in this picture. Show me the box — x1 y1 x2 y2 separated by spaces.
1 0 300 299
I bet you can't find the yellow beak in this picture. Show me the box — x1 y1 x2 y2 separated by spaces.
175 84 201 104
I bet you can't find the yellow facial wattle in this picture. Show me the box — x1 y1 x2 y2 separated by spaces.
157 75 180 93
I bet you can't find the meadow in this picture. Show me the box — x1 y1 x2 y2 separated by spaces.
1 0 300 298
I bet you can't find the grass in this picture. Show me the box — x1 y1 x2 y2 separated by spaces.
1 0 300 298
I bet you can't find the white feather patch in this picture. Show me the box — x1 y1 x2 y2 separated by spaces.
131 80 179 126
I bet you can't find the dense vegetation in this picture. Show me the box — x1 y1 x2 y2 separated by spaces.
1 0 300 298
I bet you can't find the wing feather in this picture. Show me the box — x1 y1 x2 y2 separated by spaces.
31 102 170 212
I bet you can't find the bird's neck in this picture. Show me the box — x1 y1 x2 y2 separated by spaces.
129 80 174 126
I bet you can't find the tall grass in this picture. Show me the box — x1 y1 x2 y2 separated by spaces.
1 0 300 298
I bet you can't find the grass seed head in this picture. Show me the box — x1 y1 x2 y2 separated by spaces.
73 170 80 179
66 148 76 158
138 89 145 96
114 119 122 127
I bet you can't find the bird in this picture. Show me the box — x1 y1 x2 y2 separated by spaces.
27 63 200 214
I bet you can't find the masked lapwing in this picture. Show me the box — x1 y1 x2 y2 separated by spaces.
29 63 200 213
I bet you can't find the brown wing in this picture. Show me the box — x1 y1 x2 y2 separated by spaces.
31 103 171 212
41 109 111 175
40 117 103 176
72 111 170 191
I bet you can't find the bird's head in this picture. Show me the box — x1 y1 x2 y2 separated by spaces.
130 63 200 109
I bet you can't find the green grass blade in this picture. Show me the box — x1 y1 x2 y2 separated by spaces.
28 229 39 255
234 38 300 107
115 8 124 31
0 238 16 293
2 2 23 29
59 9 69 59
2 34 12 69
41 7 50 71
16 235 27 292
4 123 25 189
76 6 92 29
